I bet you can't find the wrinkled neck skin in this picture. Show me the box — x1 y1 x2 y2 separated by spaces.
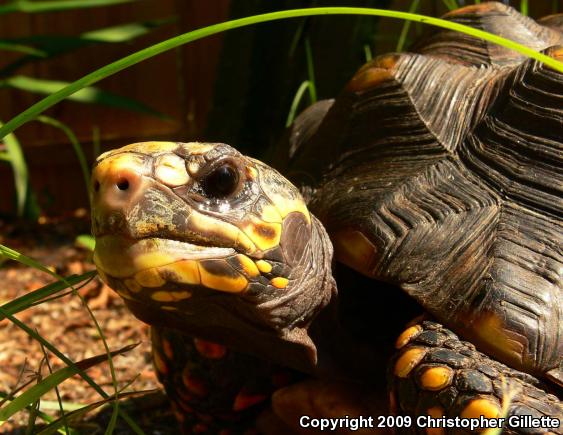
285 218 387 386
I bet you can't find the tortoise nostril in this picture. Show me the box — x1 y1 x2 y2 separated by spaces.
116 179 129 191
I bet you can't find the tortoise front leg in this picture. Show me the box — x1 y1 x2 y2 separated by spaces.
389 321 563 434
151 327 298 434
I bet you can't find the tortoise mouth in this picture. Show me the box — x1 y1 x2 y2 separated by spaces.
93 235 236 279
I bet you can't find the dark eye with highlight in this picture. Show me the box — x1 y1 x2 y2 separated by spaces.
201 163 240 198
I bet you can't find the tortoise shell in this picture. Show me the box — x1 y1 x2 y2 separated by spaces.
285 2 562 382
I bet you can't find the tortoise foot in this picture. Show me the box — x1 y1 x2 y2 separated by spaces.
389 321 562 434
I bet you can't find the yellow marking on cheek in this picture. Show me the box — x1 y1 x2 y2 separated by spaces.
151 290 191 302
134 250 177 272
189 211 256 254
160 260 200 285
151 291 175 302
155 154 189 187
426 407 445 435
124 278 142 293
395 325 423 349
333 229 377 277
394 347 426 378
241 217 281 251
162 305 177 311
261 204 283 223
255 260 272 274
271 277 289 289
460 398 500 420
419 366 453 391
274 199 310 224
198 263 248 293
236 254 260 277
135 269 165 288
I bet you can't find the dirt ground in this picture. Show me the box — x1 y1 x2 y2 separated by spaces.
0 212 179 434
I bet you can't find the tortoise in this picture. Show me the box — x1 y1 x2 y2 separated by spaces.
90 2 562 434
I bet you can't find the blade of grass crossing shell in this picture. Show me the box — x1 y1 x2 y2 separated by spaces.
0 245 143 434
286 80 311 127
36 116 90 193
396 0 421 52
2 7 563 139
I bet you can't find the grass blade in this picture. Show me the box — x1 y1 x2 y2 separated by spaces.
0 271 96 321
304 38 317 103
0 0 137 15
286 80 311 127
0 42 46 57
1 7 562 140
37 390 155 435
0 344 136 423
396 0 420 52
520 0 528 16
3 76 167 118
82 18 174 43
1 124 28 216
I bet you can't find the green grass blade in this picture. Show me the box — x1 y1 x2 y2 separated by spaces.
286 80 311 127
37 390 155 435
396 0 420 52
75 235 96 251
0 344 136 423
1 7 562 140
3 76 167 119
0 271 96 321
0 243 142 433
0 0 137 15
36 116 90 192
0 41 46 57
82 18 174 43
1 123 28 216
363 44 373 62
304 38 317 103
0 19 172 78
441 0 458 10
520 0 528 16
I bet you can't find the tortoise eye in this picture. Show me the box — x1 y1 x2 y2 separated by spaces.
201 163 240 198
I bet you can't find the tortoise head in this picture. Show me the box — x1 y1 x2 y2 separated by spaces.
91 141 335 369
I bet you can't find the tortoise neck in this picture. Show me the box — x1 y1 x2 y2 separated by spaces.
296 216 388 385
